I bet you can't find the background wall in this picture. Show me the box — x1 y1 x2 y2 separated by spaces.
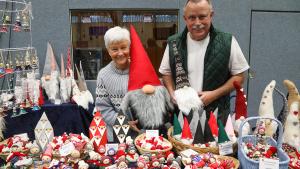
1 0 299 118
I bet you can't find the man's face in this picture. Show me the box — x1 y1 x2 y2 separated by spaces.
184 0 213 41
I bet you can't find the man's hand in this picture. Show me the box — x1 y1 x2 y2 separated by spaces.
198 91 217 106
128 120 140 133
170 92 177 105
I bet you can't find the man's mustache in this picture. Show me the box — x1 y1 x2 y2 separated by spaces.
192 24 205 30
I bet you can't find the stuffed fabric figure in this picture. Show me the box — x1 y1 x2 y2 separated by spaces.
258 80 278 136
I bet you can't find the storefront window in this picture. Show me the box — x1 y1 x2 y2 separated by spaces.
71 10 178 80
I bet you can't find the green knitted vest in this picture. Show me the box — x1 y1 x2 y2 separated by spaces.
167 25 232 123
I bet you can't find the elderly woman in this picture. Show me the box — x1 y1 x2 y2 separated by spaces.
95 26 135 142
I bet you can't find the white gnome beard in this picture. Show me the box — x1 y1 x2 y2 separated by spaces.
65 77 72 99
125 87 168 128
59 78 69 103
174 86 203 116
71 79 92 110
41 76 51 99
49 71 60 103
234 117 250 136
33 80 40 104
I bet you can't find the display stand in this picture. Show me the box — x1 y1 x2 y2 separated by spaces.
0 0 39 117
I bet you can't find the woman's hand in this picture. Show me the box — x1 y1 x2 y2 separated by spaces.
128 120 140 133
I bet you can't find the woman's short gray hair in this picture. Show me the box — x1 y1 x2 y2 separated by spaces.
104 26 130 49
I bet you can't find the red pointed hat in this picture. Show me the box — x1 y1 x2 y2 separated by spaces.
208 111 218 137
128 25 161 91
181 117 193 139
233 81 248 119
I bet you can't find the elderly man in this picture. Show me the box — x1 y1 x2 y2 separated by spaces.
159 0 249 126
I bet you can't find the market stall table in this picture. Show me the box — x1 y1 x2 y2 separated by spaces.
3 102 94 140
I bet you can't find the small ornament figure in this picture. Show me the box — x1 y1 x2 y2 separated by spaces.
78 160 89 169
0 62 5 77
13 12 22 32
107 147 116 164
126 146 139 168
137 156 147 169
100 156 112 168
255 120 266 144
150 158 161 169
86 151 101 167
117 160 128 169
14 58 23 71
21 12 30 31
97 144 106 157
29 141 40 160
0 13 10 33
24 50 32 70
68 149 81 164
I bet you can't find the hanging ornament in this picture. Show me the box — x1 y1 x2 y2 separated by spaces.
0 52 6 77
0 13 10 33
21 11 30 31
5 52 14 74
13 11 22 32
14 58 23 71
24 50 32 70
31 49 38 70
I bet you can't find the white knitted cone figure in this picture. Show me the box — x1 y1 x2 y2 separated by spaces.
41 42 61 104
79 61 94 104
283 100 300 151
59 53 69 103
258 80 278 136
225 114 237 142
71 64 92 110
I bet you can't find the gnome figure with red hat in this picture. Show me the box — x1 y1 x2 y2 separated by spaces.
232 81 250 136
121 25 174 134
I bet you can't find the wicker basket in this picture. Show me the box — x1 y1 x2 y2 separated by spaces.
238 117 289 169
168 127 238 155
134 133 172 155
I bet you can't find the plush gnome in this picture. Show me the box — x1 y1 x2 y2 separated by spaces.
225 114 237 142
121 25 173 132
65 46 73 102
208 111 218 139
283 100 300 150
168 39 203 116
72 62 94 110
217 119 230 144
232 81 250 136
258 80 278 136
41 42 61 104
283 80 300 123
59 53 69 103
181 117 193 144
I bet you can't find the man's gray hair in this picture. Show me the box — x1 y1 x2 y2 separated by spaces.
184 0 213 12
104 26 130 49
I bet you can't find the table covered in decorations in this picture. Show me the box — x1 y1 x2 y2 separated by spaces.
3 102 94 141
